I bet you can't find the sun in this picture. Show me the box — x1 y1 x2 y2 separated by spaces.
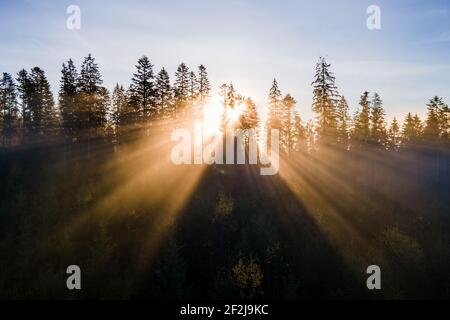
202 97 223 137
227 106 242 124
198 96 247 141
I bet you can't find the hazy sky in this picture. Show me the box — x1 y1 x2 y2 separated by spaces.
1 0 450 122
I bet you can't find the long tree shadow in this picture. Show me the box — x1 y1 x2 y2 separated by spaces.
151 164 372 299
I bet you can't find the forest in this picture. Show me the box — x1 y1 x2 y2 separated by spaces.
0 54 449 299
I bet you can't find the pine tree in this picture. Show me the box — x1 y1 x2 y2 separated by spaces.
336 96 350 148
95 87 109 132
267 78 283 132
59 59 78 140
173 63 190 117
305 120 315 153
413 114 423 138
78 54 108 141
129 56 155 122
402 112 422 146
111 84 125 127
240 97 259 130
79 54 103 94
197 65 211 104
311 57 340 144
0 73 19 146
370 92 387 148
188 71 198 102
292 112 307 153
219 82 239 130
351 91 371 148
424 96 445 140
439 102 450 141
111 84 136 138
110 84 129 144
387 117 400 150
154 68 173 119
16 69 33 140
281 94 296 153
239 97 259 161
226 83 238 110
29 67 56 138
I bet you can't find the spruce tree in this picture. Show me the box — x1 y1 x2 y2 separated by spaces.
305 120 315 153
424 96 445 140
78 54 108 141
241 97 258 130
281 93 296 154
413 114 423 138
351 91 371 148
29 67 56 137
225 82 238 110
292 112 306 153
402 113 422 146
311 57 340 144
197 65 211 104
110 84 129 144
370 92 387 148
79 54 103 94
173 63 190 117
0 73 19 146
336 96 350 148
387 117 400 150
95 87 109 132
219 82 244 133
188 71 198 102
154 68 173 119
129 56 155 122
439 102 449 141
111 84 126 128
239 97 259 160
16 69 33 139
113 84 137 142
267 78 283 130
59 59 78 140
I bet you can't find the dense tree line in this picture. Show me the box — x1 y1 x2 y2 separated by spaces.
1 54 214 150
1 55 449 153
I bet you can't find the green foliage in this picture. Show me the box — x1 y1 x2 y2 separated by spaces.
214 191 234 219
232 257 264 299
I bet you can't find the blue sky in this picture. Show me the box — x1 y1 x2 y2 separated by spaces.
1 0 449 122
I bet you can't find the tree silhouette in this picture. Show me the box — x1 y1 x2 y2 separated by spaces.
387 117 400 150
197 64 211 105
402 112 422 146
311 57 340 145
174 63 190 118
424 96 446 141
370 93 387 148
0 73 18 146
351 91 371 148
59 59 79 142
336 96 350 148
154 68 173 119
129 56 155 123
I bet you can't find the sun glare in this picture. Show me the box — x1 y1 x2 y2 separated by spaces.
202 98 223 137
226 105 243 124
